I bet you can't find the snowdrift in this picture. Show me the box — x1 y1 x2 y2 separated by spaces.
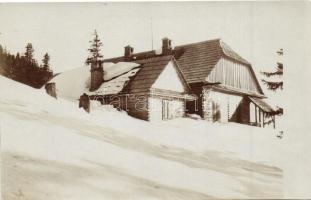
1 76 285 199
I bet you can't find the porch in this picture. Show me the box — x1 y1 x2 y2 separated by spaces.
248 97 276 128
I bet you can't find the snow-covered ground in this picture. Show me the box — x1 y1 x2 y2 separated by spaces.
0 76 286 199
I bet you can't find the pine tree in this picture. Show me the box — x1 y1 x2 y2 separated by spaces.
0 44 3 55
261 48 284 116
42 53 50 70
261 49 283 91
25 43 34 62
86 30 103 65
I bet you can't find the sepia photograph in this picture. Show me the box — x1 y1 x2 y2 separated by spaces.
0 1 310 199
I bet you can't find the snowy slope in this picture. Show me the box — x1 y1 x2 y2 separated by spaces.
1 76 285 199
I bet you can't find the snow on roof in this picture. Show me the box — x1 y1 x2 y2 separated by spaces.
155 48 162 55
50 62 141 100
49 65 90 101
88 67 141 96
104 62 140 81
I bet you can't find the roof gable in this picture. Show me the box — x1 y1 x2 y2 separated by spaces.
151 60 186 93
174 39 264 95
122 56 173 93
174 39 253 83
123 56 189 94
207 57 264 95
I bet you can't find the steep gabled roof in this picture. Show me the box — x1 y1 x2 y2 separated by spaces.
123 55 188 94
174 39 264 95
88 55 189 96
104 39 252 83
173 39 222 84
173 39 251 84
103 38 263 94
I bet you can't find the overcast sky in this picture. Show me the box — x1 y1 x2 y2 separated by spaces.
0 2 307 71
0 2 309 103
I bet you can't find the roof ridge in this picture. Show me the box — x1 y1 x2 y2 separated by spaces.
104 39 222 62
134 54 173 63
219 40 251 65
174 38 221 48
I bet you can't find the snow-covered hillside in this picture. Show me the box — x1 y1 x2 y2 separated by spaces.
1 76 285 199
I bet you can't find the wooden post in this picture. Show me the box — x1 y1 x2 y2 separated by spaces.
255 105 258 125
262 112 265 128
258 109 262 127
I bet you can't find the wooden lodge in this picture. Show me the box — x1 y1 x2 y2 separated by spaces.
51 37 276 126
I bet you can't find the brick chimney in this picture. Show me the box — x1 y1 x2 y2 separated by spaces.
162 37 172 55
124 45 134 61
90 61 103 92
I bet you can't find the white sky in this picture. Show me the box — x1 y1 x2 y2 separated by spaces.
0 2 307 72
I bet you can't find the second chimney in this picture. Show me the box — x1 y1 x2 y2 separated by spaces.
162 37 172 55
124 45 134 61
